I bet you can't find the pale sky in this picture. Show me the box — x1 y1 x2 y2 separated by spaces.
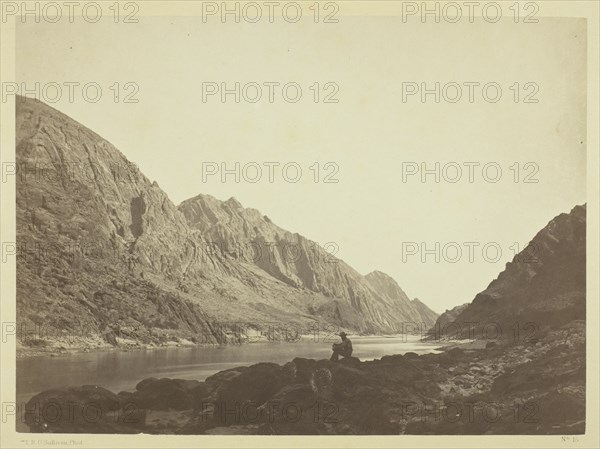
15 14 586 313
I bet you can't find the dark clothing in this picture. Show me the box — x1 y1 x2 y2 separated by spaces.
330 338 353 361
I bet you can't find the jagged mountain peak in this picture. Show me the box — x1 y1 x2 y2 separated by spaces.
410 297 439 325
179 194 439 329
365 270 393 280
225 196 243 208
364 270 410 301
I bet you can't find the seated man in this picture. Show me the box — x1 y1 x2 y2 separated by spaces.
330 331 353 361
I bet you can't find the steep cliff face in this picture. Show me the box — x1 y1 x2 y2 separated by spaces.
179 195 439 332
15 97 437 350
15 98 325 348
435 205 586 339
179 193 342 293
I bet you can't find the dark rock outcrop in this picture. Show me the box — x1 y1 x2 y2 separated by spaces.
428 205 585 340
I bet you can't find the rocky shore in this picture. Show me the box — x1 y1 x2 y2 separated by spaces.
23 320 584 435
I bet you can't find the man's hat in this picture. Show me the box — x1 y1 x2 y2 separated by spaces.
339 332 347 337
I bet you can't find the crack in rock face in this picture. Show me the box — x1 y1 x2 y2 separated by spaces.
130 196 147 239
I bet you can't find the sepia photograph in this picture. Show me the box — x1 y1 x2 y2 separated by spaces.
0 1 598 447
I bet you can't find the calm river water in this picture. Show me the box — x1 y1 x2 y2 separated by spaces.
16 335 440 406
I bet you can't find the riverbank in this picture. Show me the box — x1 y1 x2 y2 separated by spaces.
17 337 206 359
21 320 584 434
16 332 326 359
16 332 438 359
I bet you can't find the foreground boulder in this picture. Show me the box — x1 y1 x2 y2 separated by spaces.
24 385 144 433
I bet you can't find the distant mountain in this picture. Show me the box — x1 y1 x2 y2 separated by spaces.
15 97 437 351
410 298 439 329
431 205 586 340
429 303 469 334
363 271 438 328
